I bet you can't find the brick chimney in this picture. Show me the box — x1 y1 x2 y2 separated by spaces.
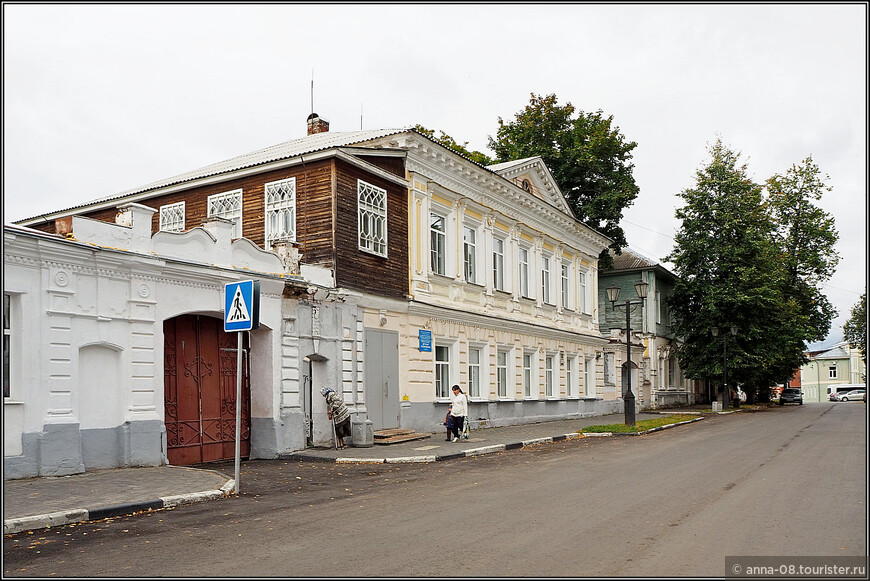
307 113 329 135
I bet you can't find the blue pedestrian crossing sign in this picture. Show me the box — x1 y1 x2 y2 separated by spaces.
224 280 260 332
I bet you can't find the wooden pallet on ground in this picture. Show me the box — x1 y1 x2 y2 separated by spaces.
373 428 432 445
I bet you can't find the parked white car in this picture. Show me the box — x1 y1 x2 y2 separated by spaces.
838 389 866 402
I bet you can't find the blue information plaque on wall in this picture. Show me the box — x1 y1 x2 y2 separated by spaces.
419 329 432 352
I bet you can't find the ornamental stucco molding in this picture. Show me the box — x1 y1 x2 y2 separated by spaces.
388 135 608 258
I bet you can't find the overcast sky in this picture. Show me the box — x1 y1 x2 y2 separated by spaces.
3 3 866 348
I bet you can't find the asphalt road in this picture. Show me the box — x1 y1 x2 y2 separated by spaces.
4 402 866 577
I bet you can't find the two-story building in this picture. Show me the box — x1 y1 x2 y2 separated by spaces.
6 116 615 478
598 248 705 410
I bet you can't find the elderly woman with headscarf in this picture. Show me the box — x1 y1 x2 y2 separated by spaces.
320 387 351 449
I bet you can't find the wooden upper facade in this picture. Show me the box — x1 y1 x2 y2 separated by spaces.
23 133 411 300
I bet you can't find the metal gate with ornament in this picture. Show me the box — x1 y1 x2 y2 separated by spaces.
163 314 250 465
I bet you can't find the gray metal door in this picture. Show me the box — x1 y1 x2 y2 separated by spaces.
364 329 399 430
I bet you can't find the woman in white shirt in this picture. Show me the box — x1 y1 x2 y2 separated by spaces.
449 384 468 442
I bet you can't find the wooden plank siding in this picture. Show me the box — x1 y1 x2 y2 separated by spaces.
333 158 408 299
29 153 409 299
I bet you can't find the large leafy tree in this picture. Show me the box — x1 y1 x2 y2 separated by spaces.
413 125 494 166
488 93 639 268
843 291 866 363
765 156 840 382
666 139 788 405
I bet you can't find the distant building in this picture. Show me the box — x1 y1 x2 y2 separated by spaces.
799 341 866 402
598 248 705 410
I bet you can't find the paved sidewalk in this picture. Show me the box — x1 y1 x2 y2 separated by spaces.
3 408 711 535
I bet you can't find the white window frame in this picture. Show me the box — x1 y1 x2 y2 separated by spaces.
468 345 483 399
463 225 478 284
828 366 838 379
561 264 571 310
435 343 453 399
159 201 185 232
3 293 11 399
566 355 575 398
357 179 388 257
545 353 555 397
207 190 243 238
584 357 595 397
430 212 447 276
519 247 531 298
604 352 615 385
522 351 534 398
496 348 510 398
541 255 552 305
264 177 297 247
578 270 588 314
656 290 662 325
492 236 505 291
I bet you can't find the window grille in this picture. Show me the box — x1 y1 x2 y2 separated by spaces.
265 178 296 247
207 190 243 238
159 202 185 232
358 180 388 256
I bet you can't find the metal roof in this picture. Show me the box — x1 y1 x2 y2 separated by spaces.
89 128 410 204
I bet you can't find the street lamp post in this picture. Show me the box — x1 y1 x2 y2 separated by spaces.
711 326 737 409
606 280 649 427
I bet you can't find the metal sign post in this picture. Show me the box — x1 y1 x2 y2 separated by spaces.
223 280 259 495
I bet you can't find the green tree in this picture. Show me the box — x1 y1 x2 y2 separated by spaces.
488 93 639 268
843 291 866 363
765 156 840 385
666 139 787 406
413 124 494 166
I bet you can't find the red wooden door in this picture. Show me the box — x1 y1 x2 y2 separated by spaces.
164 315 250 465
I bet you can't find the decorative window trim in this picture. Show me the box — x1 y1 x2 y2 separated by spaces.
264 177 296 247
357 179 388 257
159 201 185 232
207 189 243 238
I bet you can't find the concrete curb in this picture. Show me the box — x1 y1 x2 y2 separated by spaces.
3 481 234 535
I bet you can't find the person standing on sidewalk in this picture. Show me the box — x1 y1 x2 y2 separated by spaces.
321 387 351 449
449 385 468 443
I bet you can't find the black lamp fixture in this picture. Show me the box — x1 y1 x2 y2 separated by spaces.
606 280 649 426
